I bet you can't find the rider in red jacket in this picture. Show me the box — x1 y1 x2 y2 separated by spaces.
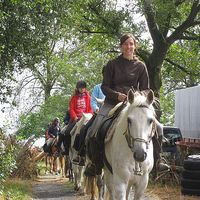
56 80 93 156
69 88 92 122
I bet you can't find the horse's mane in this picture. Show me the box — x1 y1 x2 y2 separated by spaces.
130 92 156 113
108 91 158 117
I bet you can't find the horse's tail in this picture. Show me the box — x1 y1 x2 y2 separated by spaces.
84 176 98 198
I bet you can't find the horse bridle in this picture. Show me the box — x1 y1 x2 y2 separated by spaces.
123 105 156 153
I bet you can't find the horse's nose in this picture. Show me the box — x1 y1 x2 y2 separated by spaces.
134 149 147 162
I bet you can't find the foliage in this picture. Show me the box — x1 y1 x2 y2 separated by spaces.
159 87 175 126
1 179 32 200
17 94 69 138
163 39 200 91
0 131 16 195
1 0 199 134
0 0 72 102
161 38 200 123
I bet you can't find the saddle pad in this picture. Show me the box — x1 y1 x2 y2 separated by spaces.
104 118 118 143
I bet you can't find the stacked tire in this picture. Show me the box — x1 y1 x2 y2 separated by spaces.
181 155 200 196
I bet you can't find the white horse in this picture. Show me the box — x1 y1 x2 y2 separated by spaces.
104 89 158 200
70 113 93 192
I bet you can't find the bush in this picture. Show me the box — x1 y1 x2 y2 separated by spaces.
0 132 16 195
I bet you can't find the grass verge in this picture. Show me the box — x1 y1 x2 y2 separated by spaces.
0 179 32 200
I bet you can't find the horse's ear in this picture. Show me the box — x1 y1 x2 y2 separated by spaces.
128 89 134 104
147 89 154 104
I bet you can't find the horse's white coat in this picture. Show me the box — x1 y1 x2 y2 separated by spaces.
104 90 155 200
69 113 93 192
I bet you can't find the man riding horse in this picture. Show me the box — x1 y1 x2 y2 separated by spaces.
43 117 61 154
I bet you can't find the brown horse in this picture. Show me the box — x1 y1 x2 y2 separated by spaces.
45 138 66 177
34 138 67 177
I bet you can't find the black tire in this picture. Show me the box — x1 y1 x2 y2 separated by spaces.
181 187 200 196
182 169 200 180
184 158 200 170
181 178 200 189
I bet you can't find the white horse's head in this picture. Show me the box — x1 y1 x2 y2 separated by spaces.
126 89 156 163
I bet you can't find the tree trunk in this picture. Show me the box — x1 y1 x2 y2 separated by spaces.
146 43 169 119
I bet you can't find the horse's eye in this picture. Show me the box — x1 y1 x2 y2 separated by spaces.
148 119 153 124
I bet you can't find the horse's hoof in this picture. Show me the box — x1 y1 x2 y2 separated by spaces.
90 198 96 200
74 185 80 191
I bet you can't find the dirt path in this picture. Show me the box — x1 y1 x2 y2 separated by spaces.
32 175 76 200
32 174 199 200
32 174 160 200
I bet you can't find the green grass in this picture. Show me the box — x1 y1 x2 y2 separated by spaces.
1 179 32 200
36 160 47 175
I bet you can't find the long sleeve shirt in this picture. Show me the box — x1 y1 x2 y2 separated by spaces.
91 84 105 112
69 90 93 121
101 55 149 105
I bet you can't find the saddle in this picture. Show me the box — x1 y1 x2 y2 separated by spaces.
73 114 97 151
87 101 127 175
43 137 57 154
97 101 127 147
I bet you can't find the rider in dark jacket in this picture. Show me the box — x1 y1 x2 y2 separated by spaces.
43 117 61 153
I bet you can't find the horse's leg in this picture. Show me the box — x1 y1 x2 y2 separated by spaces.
69 161 74 181
113 176 127 200
45 156 48 174
50 156 55 174
49 156 53 174
104 170 114 200
96 174 104 200
90 176 97 200
53 156 58 174
73 165 79 191
126 184 131 200
64 155 69 178
60 156 65 177
47 156 52 174
134 175 148 200
65 156 72 180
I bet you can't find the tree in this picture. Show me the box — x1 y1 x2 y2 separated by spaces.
67 0 200 94
0 0 72 102
65 0 199 120
1 0 200 132
141 0 200 95
17 94 69 138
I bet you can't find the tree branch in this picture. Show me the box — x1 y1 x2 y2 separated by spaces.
167 1 200 44
165 58 199 76
178 35 200 40
143 0 163 43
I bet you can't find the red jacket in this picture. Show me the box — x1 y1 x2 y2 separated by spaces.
69 90 93 122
